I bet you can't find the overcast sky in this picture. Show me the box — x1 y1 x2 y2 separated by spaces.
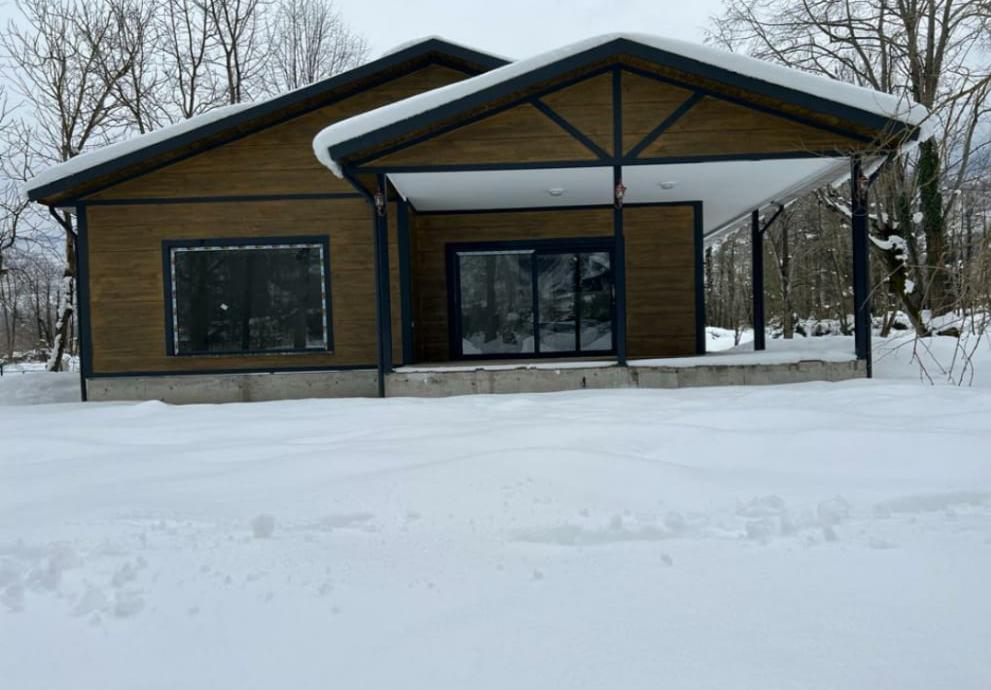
336 0 726 59
0 0 728 87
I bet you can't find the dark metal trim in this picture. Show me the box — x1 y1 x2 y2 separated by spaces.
75 204 92 400
86 363 377 379
693 201 706 355
445 236 617 361
79 192 364 206
396 199 414 366
160 234 334 358
751 209 766 352
372 173 393 396
850 157 872 375
759 204 786 235
328 37 910 167
353 150 847 174
415 200 700 216
613 164 628 365
626 92 704 158
29 39 508 202
531 98 611 160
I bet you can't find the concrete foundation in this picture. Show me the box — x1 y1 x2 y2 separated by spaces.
387 358 865 398
86 358 865 404
87 369 378 404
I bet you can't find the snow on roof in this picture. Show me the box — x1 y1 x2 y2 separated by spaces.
22 36 508 202
313 33 931 177
378 35 512 63
22 104 252 201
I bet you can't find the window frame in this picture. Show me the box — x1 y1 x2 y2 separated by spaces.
162 235 334 357
445 236 616 361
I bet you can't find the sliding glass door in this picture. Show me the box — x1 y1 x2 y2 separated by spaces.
450 239 614 359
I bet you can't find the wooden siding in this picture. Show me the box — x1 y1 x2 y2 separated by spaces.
620 71 695 154
624 205 697 358
640 96 861 158
348 63 886 172
86 199 379 374
408 205 697 362
86 64 470 201
365 103 600 169
539 71 614 154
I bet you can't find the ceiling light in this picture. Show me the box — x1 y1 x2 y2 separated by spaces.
547 187 565 197
659 181 678 190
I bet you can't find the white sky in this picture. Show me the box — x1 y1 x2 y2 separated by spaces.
335 0 725 59
0 1 726 78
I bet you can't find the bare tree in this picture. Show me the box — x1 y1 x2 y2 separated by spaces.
208 0 267 103
2 0 136 370
264 0 368 94
709 0 991 327
159 0 225 119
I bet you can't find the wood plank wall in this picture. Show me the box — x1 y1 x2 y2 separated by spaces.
86 199 376 373
409 204 697 363
82 64 471 375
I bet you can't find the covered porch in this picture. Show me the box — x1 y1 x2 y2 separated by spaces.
313 34 927 395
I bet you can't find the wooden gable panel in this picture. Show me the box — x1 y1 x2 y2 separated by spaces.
367 103 599 169
539 71 614 154
87 64 471 200
620 70 696 155
641 96 862 158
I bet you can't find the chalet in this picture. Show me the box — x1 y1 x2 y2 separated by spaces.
24 35 928 402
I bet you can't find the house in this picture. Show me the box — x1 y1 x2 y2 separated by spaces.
24 34 928 403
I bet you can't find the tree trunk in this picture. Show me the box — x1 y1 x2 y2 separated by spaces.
46 229 76 372
917 139 952 316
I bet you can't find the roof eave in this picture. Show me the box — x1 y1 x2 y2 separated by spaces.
328 37 921 172
28 38 509 205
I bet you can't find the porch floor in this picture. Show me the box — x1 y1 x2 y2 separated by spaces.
388 337 864 397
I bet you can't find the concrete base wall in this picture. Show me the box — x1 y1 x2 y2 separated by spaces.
87 369 378 404
86 359 865 404
387 359 865 398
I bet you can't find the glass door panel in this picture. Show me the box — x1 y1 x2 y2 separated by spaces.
578 252 613 352
457 251 534 355
537 253 577 353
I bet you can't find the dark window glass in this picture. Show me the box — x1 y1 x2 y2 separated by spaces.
458 251 534 355
538 253 577 353
579 251 612 352
170 242 328 355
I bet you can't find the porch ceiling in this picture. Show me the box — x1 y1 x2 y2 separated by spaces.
388 157 850 238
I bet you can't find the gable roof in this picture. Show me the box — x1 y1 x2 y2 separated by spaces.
313 33 930 176
24 37 508 205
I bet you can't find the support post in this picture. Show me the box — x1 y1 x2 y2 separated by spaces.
397 199 413 366
613 165 627 366
751 209 766 351
373 174 393 397
850 157 872 376
74 203 90 402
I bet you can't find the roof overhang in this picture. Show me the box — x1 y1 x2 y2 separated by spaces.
314 33 929 176
386 156 858 240
24 38 509 206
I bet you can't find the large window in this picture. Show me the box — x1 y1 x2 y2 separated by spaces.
450 239 614 359
165 237 331 356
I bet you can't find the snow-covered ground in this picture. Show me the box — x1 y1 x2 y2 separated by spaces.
1 335 989 689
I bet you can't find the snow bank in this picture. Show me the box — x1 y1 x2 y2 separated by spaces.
1 380 989 689
314 33 930 176
0 372 80 405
